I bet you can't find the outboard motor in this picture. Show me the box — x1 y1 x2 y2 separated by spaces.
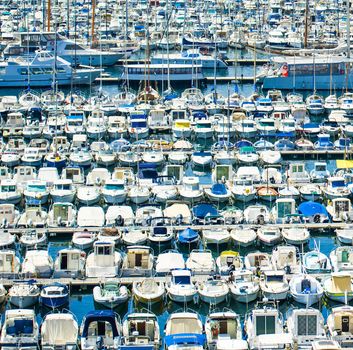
96 336 104 350
256 215 265 225
115 215 124 227
176 214 183 225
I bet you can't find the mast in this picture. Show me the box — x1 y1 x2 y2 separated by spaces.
91 0 96 48
346 0 351 91
304 0 309 49
47 0 51 31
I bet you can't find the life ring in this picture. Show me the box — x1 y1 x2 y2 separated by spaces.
282 64 288 77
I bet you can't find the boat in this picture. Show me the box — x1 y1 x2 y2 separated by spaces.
177 227 200 245
0 179 22 204
121 312 160 350
21 249 53 278
244 301 293 350
50 179 76 203
303 250 332 274
229 269 260 303
216 251 243 275
327 306 353 347
244 252 273 273
198 277 229 305
80 310 121 350
72 231 96 250
336 227 353 244
271 245 301 274
298 201 330 223
0 250 20 276
102 179 127 204
93 280 129 308
323 177 350 199
85 241 122 278
0 50 101 87
323 273 353 303
0 309 39 350
164 311 206 350
41 312 79 350
230 227 257 247
257 227 282 246
19 229 47 247
133 278 165 304
186 249 216 275
166 269 198 303
148 219 174 245
282 227 310 245
24 180 49 205
289 274 324 306
330 246 353 272
205 310 244 350
259 270 289 301
155 250 185 275
40 283 69 308
243 205 271 224
204 183 232 203
121 246 154 276
8 280 40 308
53 248 86 278
47 202 76 227
286 308 326 348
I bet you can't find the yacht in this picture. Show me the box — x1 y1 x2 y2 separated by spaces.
4 32 121 66
0 51 101 87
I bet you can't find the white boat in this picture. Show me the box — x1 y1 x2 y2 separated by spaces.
77 206 105 227
229 269 260 303
72 231 96 250
243 205 271 224
47 202 76 227
286 308 326 348
41 313 79 350
8 281 40 308
0 50 101 87
50 179 76 203
186 249 216 275
179 176 204 202
271 245 301 274
22 249 53 278
323 177 350 199
191 151 213 168
203 228 231 245
121 246 154 276
0 309 39 350
336 227 353 244
53 248 86 278
155 250 185 275
76 186 101 205
0 204 19 228
216 250 243 275
121 228 148 246
259 270 289 301
244 252 273 273
230 228 257 247
205 310 243 350
93 280 129 308
166 269 198 303
289 274 323 306
0 250 20 277
0 179 22 204
257 227 282 246
245 301 293 350
24 180 49 204
198 277 229 305
19 229 47 247
282 227 310 245
327 198 353 222
303 250 332 274
148 221 175 245
102 179 127 204
133 278 165 304
327 305 353 347
122 312 160 350
127 185 150 204
85 241 122 278
205 183 232 203
323 273 353 303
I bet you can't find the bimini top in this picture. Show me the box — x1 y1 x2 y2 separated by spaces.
298 201 329 217
178 228 198 243
81 310 119 338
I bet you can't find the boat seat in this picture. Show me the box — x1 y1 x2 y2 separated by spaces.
8 319 33 335
301 279 311 293
153 227 167 236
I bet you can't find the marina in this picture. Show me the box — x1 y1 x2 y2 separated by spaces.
3 0 353 348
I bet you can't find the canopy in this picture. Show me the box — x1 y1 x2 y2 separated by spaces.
178 228 198 243
298 201 328 217
336 160 353 169
193 203 218 218
81 310 119 338
332 274 352 293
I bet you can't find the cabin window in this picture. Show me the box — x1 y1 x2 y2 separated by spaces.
72 253 79 260
335 201 349 213
297 315 317 335
57 68 66 73
97 246 111 255
255 315 276 335
19 68 28 75
30 68 43 75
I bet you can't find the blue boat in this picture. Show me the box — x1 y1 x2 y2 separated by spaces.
314 134 334 150
40 282 69 308
253 139 274 150
234 139 253 149
298 201 330 223
178 228 199 244
274 138 296 150
81 310 121 350
335 137 351 150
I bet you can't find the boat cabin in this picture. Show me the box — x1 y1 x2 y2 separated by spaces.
122 246 154 276
0 250 19 275
0 204 18 227
51 203 75 226
166 165 184 183
286 162 310 183
54 248 86 278
275 198 296 222
62 166 84 184
206 312 241 343
170 109 187 120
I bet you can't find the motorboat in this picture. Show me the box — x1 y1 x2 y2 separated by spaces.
259 270 289 301
19 229 47 247
76 186 101 205
230 177 257 202
177 227 200 246
230 228 257 247
72 231 96 250
216 251 243 275
202 228 231 245
0 250 20 277
8 280 40 308
244 301 292 350
271 245 301 274
121 246 154 276
205 310 243 350
282 227 310 245
40 283 69 308
179 176 204 202
289 274 323 306
121 312 160 350
257 227 282 246
323 273 353 303
286 308 326 348
204 183 232 203
85 239 121 278
77 206 105 227
102 179 127 204
47 202 76 227
327 198 353 222
164 311 205 350
21 249 53 278
336 227 353 244
155 250 185 275
93 280 129 308
0 204 19 228
323 177 350 199
271 198 297 224
41 312 79 350
80 310 121 350
53 248 86 278
24 180 49 204
147 219 175 245
198 277 229 305
303 250 332 273
229 269 260 303
0 179 22 204
186 250 216 275
121 228 148 246
50 179 76 203
0 309 39 350
244 252 273 273
166 269 198 303
133 278 165 304
243 205 271 224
